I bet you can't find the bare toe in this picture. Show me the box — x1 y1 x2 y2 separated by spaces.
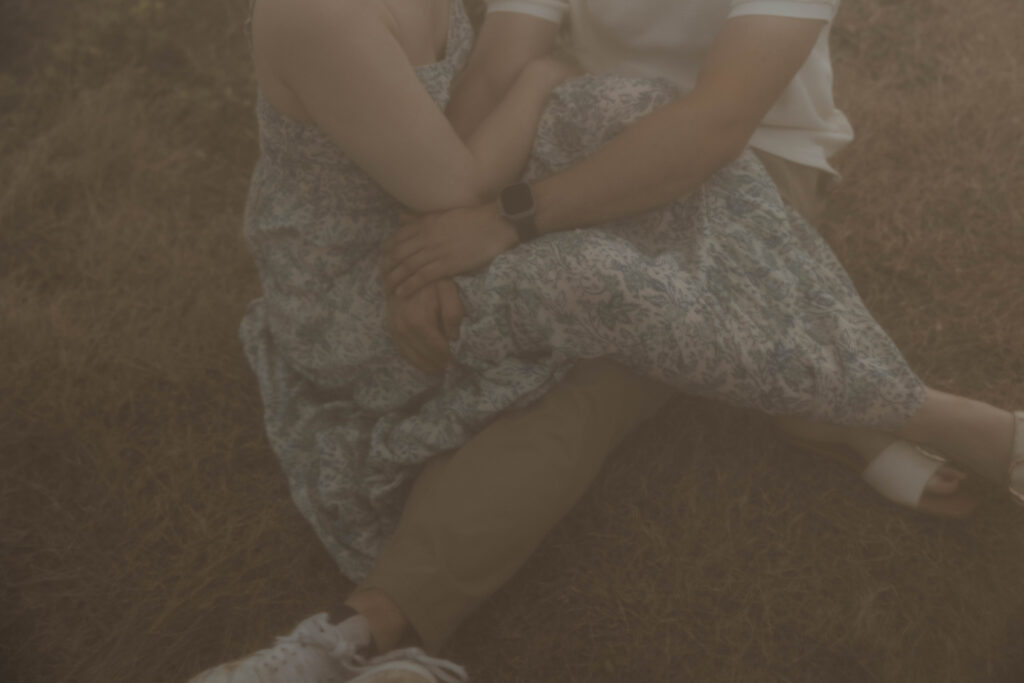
918 488 979 518
924 465 967 496
920 466 978 517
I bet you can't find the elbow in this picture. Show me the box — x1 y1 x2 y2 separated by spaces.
715 115 758 166
690 91 761 166
458 169 493 205
684 124 749 181
660 117 751 200
724 124 749 160
722 133 750 166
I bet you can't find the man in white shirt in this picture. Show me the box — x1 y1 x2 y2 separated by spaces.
194 2 1014 680
484 0 851 176
350 0 856 661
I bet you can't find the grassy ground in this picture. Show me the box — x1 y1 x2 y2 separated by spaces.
2 0 1022 681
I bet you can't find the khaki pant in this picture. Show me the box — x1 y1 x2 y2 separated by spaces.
359 152 828 652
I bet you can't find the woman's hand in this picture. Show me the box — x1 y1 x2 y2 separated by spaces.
385 278 464 375
381 204 519 298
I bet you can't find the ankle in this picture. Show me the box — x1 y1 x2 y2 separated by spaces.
844 429 893 459
341 588 410 654
326 604 379 658
898 388 1016 484
895 387 977 448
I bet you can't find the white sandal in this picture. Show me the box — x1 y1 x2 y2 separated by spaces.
785 435 973 516
860 440 949 510
1007 412 1024 505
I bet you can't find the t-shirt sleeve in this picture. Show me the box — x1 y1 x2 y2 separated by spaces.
728 0 838 22
485 0 569 24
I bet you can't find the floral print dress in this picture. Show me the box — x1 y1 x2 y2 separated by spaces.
239 0 924 580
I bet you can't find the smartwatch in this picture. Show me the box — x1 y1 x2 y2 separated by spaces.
497 182 538 243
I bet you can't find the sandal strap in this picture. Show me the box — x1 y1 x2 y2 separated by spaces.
862 441 944 508
1008 412 1024 503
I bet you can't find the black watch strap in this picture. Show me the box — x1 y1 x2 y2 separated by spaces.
497 182 538 243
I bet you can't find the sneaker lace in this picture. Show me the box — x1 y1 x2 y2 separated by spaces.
365 647 468 683
327 638 366 664
272 613 467 682
276 612 370 665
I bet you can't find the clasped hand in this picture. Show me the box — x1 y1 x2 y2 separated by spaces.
381 205 518 374
379 204 519 299
385 278 463 375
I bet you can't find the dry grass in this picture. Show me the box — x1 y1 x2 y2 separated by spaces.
1 0 1022 681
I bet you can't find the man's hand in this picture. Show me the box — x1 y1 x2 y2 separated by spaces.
380 204 519 299
385 278 464 375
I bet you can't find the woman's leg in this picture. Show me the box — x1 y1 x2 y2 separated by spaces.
897 388 1016 486
756 150 1013 499
752 151 982 509
773 388 1019 515
774 412 971 505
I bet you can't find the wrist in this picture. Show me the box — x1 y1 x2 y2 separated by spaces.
496 182 540 244
522 57 579 91
482 202 521 249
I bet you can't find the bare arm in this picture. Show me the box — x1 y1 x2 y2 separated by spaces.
382 14 829 296
464 57 580 197
253 0 564 213
529 15 826 233
446 11 562 139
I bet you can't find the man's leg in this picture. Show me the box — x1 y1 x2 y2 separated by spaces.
751 148 828 224
345 150 832 656
350 358 676 653
346 152 828 655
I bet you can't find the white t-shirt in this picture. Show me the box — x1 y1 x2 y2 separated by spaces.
486 0 853 174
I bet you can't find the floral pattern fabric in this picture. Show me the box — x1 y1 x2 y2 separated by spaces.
239 0 924 580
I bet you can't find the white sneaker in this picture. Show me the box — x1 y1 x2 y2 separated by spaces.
351 647 469 683
186 613 468 683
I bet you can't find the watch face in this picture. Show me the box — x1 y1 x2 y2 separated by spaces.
500 183 534 216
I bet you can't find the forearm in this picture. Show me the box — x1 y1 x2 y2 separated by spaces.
446 54 526 141
379 92 748 298
463 59 572 199
381 15 829 297
529 92 748 235
446 11 561 140
259 0 567 214
514 14 827 235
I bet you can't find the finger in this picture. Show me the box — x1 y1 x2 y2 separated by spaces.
404 308 449 367
395 260 447 299
437 280 463 341
411 315 452 366
383 243 428 285
394 337 438 375
389 289 446 368
386 248 438 293
926 471 961 497
379 253 399 286
398 211 416 225
387 232 430 268
397 329 446 375
400 303 449 371
383 223 420 253
936 465 967 482
378 243 405 281
388 306 437 372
